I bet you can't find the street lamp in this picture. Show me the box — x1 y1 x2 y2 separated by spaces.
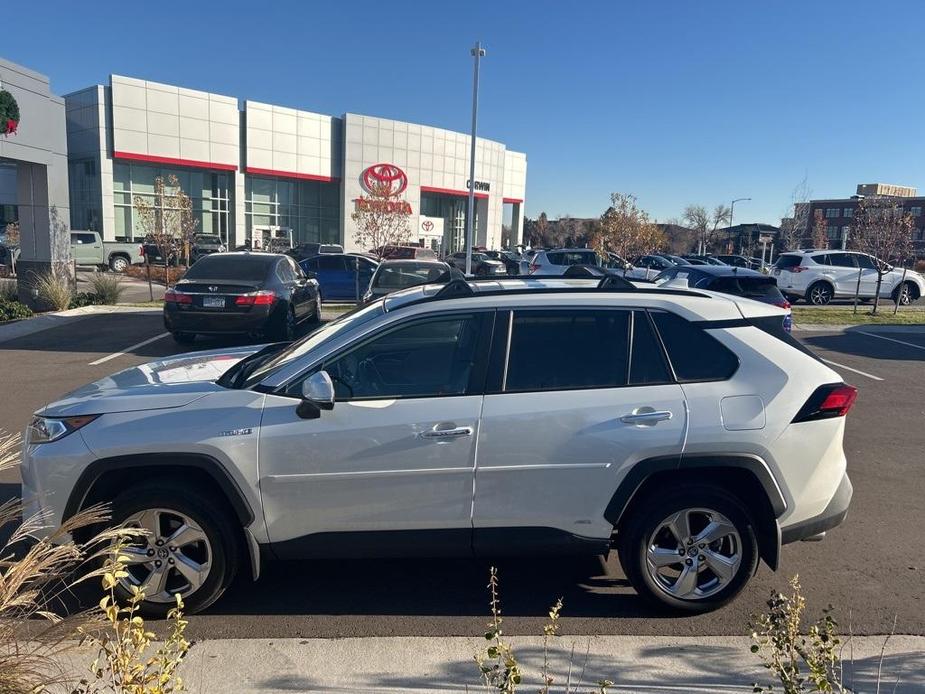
730 197 751 254
465 41 486 276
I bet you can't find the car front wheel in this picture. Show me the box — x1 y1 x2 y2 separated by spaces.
108 484 240 617
893 282 918 305
618 485 758 613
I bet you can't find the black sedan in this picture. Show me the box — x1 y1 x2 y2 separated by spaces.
163 252 320 344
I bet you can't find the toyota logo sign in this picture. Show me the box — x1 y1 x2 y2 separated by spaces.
422 220 434 232
361 163 408 197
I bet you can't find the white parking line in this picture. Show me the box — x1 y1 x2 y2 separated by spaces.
88 332 169 366
820 357 884 381
855 330 925 351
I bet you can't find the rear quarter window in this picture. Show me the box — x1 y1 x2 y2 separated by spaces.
650 311 738 382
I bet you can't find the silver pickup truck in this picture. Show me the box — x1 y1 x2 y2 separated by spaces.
70 231 144 272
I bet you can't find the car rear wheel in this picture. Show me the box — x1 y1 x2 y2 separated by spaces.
807 281 834 305
109 256 129 273
108 484 240 617
618 485 758 613
273 305 296 341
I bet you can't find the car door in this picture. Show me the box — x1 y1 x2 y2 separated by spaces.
826 253 859 295
355 257 377 299
257 310 494 557
71 232 100 264
853 254 881 297
312 255 349 299
472 308 688 552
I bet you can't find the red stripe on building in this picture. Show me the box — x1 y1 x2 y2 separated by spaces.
502 197 523 204
112 150 238 172
420 185 489 200
245 167 339 183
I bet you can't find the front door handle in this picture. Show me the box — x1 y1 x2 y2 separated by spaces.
418 425 473 440
621 410 673 425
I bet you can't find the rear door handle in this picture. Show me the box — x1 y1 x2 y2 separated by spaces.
621 410 673 425
418 425 473 440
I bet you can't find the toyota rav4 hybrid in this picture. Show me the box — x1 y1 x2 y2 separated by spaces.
773 250 925 305
22 276 855 616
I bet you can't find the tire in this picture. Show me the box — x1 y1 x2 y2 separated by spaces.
893 282 918 306
618 485 759 613
806 281 834 305
108 483 240 617
307 298 321 325
172 332 195 345
109 256 129 273
273 305 296 341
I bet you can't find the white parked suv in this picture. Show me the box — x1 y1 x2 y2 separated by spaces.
22 276 855 615
773 249 924 305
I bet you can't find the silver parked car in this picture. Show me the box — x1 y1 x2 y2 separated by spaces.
362 259 449 303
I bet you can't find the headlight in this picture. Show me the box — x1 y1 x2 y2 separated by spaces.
27 415 98 444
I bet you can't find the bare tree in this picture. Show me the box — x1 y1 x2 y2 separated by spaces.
811 211 829 251
133 174 197 287
351 178 412 260
3 221 19 276
592 193 665 270
779 177 812 252
683 204 731 254
850 196 915 314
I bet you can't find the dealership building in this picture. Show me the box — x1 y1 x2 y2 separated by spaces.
64 75 527 253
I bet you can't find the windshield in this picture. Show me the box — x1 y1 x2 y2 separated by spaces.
195 235 222 244
183 255 274 281
242 300 385 386
373 264 446 289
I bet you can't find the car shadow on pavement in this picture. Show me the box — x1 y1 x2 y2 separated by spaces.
210 555 665 620
802 329 925 362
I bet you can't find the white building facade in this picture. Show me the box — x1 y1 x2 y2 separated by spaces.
65 75 526 253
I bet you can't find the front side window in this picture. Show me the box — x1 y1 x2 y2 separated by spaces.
854 254 876 269
505 310 630 392
650 311 738 382
317 255 347 271
322 315 482 400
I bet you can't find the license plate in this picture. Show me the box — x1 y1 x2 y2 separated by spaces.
203 296 225 308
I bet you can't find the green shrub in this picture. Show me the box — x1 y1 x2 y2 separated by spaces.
31 270 73 311
69 292 103 309
88 272 125 305
0 299 32 321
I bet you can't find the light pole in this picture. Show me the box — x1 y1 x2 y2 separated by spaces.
465 41 486 276
730 197 751 253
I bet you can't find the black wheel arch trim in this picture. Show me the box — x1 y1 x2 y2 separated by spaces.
63 452 256 527
604 453 786 571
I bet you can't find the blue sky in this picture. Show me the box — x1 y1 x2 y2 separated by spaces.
5 1 924 224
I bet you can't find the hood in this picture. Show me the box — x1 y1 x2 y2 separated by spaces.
40 344 265 417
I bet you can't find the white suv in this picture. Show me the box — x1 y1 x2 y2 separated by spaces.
773 249 924 305
22 276 855 615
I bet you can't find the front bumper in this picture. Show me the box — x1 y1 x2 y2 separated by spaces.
163 305 275 335
780 472 852 544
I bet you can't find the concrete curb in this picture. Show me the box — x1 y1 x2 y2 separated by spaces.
59 635 924 693
0 305 159 344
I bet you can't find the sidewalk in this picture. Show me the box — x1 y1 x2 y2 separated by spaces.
63 635 925 693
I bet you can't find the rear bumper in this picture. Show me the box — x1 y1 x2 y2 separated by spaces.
780 472 852 544
163 306 275 335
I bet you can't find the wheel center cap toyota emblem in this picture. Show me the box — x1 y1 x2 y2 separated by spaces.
361 163 408 197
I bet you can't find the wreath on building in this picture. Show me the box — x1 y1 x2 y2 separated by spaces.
0 90 20 136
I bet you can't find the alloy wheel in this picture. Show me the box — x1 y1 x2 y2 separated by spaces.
897 285 912 305
809 284 832 305
645 507 742 601
119 508 212 603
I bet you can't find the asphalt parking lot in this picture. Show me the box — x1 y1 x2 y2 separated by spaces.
0 311 922 639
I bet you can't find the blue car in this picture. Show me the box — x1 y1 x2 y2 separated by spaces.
300 253 378 301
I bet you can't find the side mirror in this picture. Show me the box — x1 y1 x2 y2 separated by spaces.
296 371 335 419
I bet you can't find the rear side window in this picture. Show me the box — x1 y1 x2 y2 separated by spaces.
828 253 857 268
629 312 673 384
650 311 738 382
775 255 804 269
505 310 629 392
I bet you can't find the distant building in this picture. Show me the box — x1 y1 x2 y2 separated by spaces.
787 184 925 255
717 223 780 256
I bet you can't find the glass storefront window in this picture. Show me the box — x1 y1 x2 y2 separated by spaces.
113 162 231 243
244 175 340 245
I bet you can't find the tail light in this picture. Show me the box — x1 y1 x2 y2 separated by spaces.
775 299 791 309
164 289 192 304
529 263 540 274
235 290 276 307
792 383 858 423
